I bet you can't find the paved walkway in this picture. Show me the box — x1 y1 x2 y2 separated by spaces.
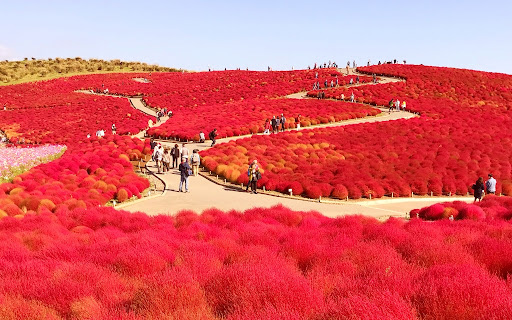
122 161 473 219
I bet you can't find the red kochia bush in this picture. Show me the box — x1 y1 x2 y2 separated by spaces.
412 196 512 221
0 205 511 318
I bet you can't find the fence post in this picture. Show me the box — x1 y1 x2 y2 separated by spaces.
411 192 414 198
391 192 394 198
263 186 266 191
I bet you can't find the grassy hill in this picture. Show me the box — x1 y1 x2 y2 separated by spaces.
0 57 181 85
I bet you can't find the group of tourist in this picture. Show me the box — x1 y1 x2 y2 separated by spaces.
263 115 286 134
150 139 201 193
156 108 172 123
388 99 406 112
473 174 497 202
309 60 338 69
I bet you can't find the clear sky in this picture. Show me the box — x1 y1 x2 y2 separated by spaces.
1 0 511 74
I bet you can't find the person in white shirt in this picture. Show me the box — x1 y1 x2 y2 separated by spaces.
395 99 400 111
180 143 190 160
486 174 497 194
199 131 205 143
153 145 164 173
191 150 201 176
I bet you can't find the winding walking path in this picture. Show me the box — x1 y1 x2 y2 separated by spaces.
78 72 473 219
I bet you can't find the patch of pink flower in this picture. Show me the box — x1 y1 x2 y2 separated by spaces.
0 144 66 180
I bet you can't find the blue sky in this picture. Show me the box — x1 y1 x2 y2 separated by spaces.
1 0 511 73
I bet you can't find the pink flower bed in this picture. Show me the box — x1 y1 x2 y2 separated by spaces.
0 145 66 181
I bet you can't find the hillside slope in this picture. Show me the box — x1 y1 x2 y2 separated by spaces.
0 57 180 85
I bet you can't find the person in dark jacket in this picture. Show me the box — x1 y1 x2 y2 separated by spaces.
473 177 485 202
171 144 180 168
209 128 218 147
178 157 192 192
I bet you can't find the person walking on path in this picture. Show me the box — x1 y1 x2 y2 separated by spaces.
153 144 164 173
180 143 190 160
191 150 201 176
271 116 277 133
356 75 360 84
249 160 260 194
199 131 205 143
171 144 180 168
111 123 117 135
264 119 271 134
350 92 355 103
486 174 497 195
178 157 192 192
295 114 301 130
275 116 281 134
472 177 485 202
209 129 218 147
389 99 394 112
395 99 401 111
280 114 286 132
245 162 254 192
150 138 157 151
162 149 171 173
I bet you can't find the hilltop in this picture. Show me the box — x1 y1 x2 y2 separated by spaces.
0 57 180 85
